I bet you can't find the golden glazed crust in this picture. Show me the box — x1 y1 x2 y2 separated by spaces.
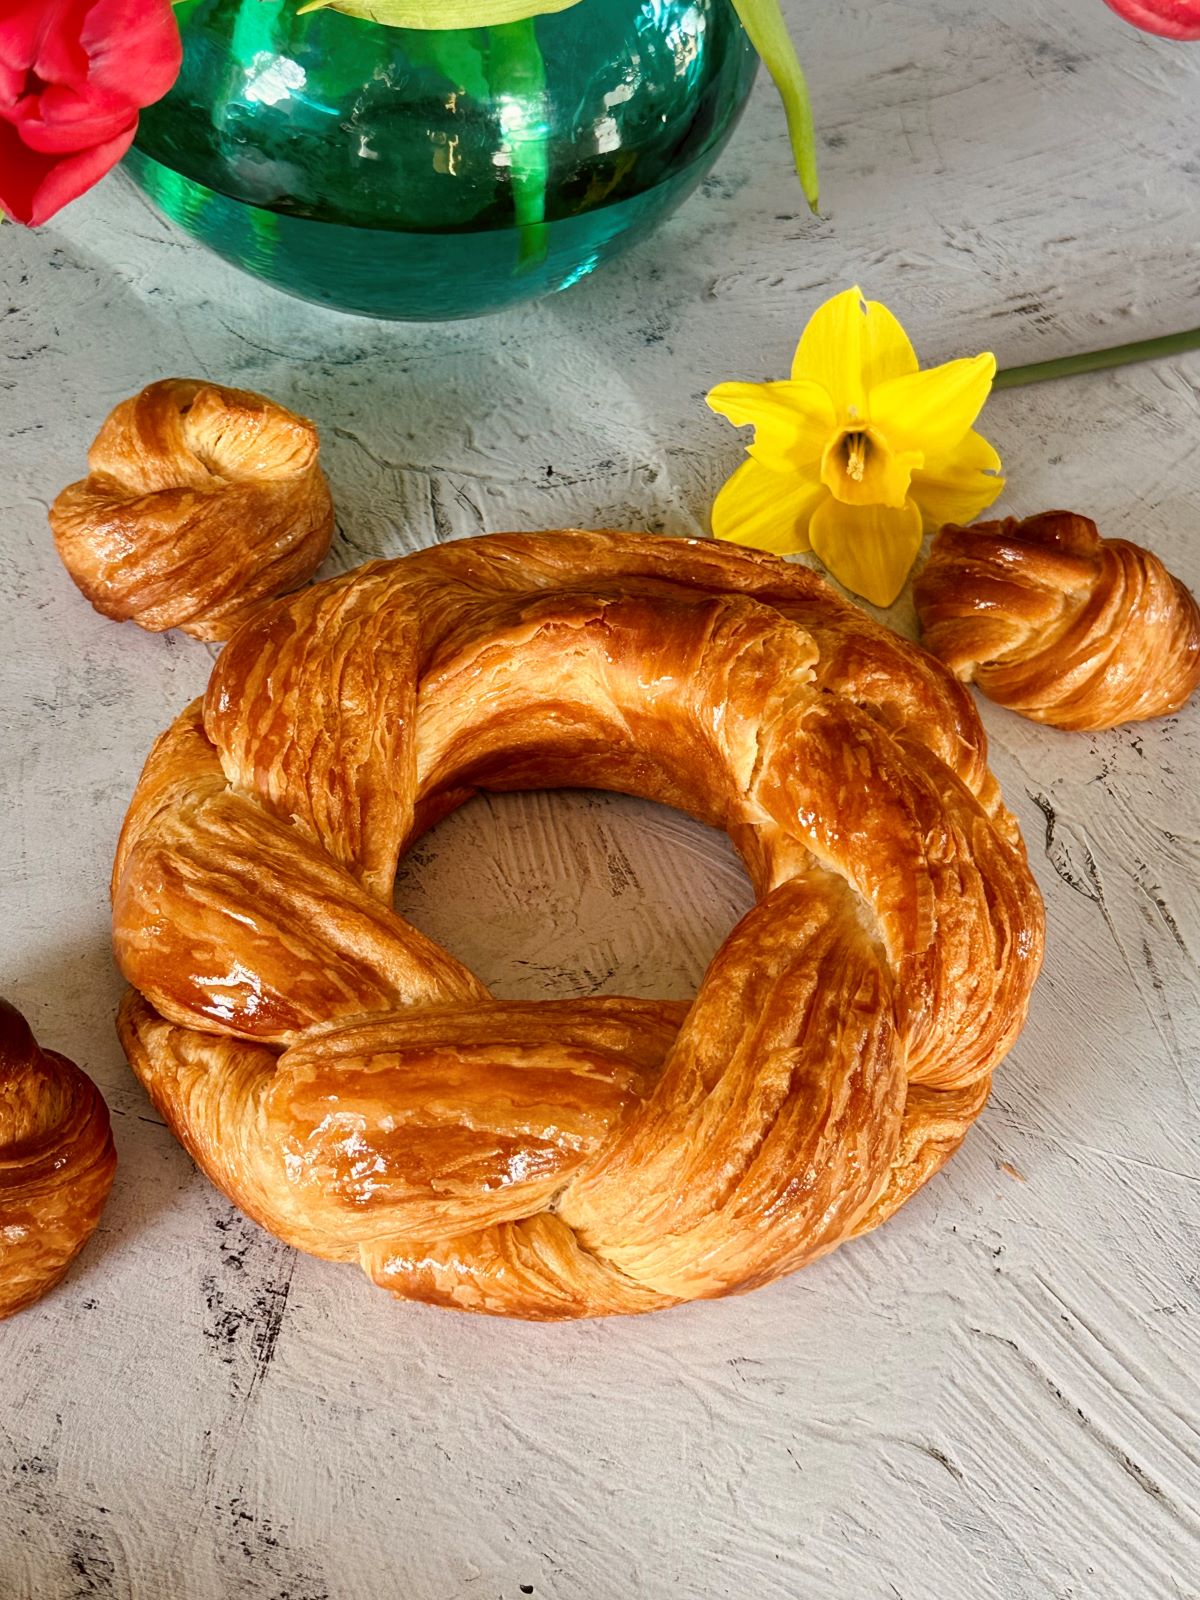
113 530 1044 1319
0 1000 117 1319
914 511 1200 730
50 379 334 641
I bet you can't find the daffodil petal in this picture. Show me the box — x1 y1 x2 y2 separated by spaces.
910 428 1005 531
869 352 997 458
791 286 919 415
809 496 923 607
707 379 835 476
711 457 825 554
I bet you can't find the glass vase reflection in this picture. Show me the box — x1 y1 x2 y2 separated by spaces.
127 0 758 320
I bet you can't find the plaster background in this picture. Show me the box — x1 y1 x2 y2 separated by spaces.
2 0 1198 1594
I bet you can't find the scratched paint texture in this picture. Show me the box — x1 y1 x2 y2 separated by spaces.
2 0 1199 1595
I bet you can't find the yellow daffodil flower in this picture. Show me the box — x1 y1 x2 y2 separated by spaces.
707 286 1004 606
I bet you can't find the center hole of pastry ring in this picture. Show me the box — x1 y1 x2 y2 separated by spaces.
392 789 755 1003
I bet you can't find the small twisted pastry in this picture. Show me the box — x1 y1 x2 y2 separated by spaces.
113 530 1043 1319
914 511 1200 730
0 999 117 1319
50 379 334 642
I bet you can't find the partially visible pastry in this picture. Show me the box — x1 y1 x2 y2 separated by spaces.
914 511 1200 730
1 999 117 1319
50 379 334 641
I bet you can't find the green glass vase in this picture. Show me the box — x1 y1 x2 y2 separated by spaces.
126 0 758 321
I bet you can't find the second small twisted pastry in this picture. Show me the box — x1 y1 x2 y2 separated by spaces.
50 379 334 641
1 1000 117 1319
914 511 1200 730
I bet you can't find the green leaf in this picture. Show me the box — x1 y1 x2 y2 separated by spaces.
730 0 818 211
298 0 582 26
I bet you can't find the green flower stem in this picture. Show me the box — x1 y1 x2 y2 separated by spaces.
994 327 1200 389
730 0 818 211
488 19 550 270
303 0 819 207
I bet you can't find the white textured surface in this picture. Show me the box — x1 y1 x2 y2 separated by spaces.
2 0 1199 1594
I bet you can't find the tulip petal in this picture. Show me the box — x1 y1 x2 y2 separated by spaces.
15 82 138 153
0 0 179 225
0 115 135 224
0 1 75 75
909 428 1005 531
24 0 88 82
711 457 825 555
869 351 996 458
791 286 919 416
1102 0 1200 39
809 496 923 607
81 0 183 108
706 379 835 476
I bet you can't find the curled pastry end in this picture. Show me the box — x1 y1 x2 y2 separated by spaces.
0 998 117 1319
50 378 334 642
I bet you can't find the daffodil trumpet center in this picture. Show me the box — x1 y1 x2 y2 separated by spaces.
820 424 921 509
840 430 868 481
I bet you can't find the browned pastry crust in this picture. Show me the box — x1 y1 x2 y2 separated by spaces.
913 511 1200 730
50 379 334 641
0 999 117 1319
112 530 1044 1319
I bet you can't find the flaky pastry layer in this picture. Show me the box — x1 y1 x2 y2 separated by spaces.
113 530 1044 1318
51 378 333 641
1 999 116 1319
914 511 1200 730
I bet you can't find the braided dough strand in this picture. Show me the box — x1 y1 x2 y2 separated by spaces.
114 531 1043 1318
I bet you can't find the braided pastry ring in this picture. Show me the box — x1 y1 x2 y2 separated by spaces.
914 511 1200 730
114 531 1043 1319
50 379 334 642
1 1000 117 1319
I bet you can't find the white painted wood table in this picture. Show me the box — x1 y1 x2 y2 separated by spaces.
3 1 1199 1594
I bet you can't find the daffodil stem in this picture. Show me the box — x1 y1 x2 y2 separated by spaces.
994 327 1200 389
